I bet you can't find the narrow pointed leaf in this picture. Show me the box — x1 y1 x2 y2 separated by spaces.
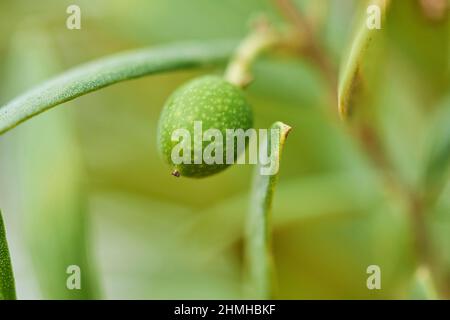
338 0 390 118
245 121 291 299
0 40 236 135
0 210 16 300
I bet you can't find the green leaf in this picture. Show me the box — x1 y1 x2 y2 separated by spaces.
245 121 291 299
0 40 236 135
338 0 390 118
0 210 16 300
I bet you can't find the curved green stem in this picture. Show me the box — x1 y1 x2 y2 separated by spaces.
0 40 237 135
224 19 280 88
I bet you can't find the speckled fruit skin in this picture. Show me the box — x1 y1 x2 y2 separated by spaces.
157 75 253 178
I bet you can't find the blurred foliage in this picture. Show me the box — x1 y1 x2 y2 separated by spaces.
1 24 99 299
0 0 448 299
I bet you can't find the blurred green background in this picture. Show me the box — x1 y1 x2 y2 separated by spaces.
0 0 448 299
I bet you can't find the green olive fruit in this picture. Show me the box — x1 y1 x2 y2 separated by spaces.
157 75 253 178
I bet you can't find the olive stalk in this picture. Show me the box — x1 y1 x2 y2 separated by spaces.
224 19 281 88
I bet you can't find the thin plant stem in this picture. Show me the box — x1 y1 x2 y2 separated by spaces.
224 18 280 88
